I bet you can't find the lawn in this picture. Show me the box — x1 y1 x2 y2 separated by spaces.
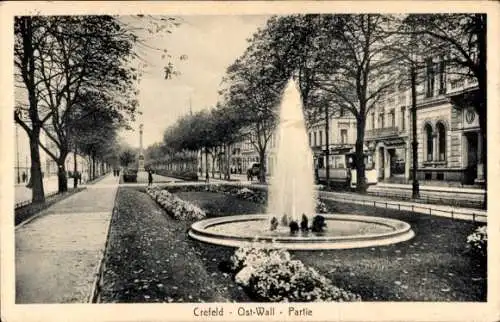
99 187 251 303
100 187 486 302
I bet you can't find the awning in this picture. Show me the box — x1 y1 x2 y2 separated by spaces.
378 137 407 147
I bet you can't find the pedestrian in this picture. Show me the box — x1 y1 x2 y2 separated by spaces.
148 170 153 186
78 171 82 184
22 172 26 183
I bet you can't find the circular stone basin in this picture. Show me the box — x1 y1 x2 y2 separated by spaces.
188 214 415 250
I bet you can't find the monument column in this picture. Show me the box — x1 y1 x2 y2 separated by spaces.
138 123 145 171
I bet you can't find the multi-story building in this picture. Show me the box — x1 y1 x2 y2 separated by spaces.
365 56 482 185
307 107 358 170
208 58 483 186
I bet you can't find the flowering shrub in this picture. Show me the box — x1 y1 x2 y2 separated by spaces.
146 186 206 220
466 225 487 257
248 260 361 302
163 184 329 213
230 246 291 272
230 247 361 302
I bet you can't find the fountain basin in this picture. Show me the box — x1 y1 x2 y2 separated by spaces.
188 214 415 250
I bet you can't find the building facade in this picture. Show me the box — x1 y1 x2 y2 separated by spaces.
15 123 91 184
364 56 482 185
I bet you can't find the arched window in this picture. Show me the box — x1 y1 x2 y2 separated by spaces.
437 122 446 161
425 124 433 161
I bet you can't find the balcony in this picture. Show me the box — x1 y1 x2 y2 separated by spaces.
365 126 400 140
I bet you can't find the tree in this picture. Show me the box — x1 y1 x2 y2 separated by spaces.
14 15 180 198
220 25 289 183
310 14 402 192
71 91 128 183
119 149 137 168
14 17 48 203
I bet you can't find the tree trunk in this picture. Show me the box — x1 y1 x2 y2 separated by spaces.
205 147 210 182
57 157 68 193
226 143 231 180
92 155 96 180
73 150 78 189
258 149 267 183
355 115 367 193
211 147 217 178
29 130 45 203
88 155 92 181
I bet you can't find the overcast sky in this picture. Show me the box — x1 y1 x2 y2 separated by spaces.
120 15 270 149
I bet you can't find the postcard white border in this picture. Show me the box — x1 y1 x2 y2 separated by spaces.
1 1 499 322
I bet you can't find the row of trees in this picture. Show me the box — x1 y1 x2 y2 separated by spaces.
14 15 180 202
156 14 486 191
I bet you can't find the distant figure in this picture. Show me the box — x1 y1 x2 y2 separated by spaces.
270 217 279 231
148 170 153 186
78 171 82 184
289 221 299 234
300 214 309 232
22 172 27 183
205 172 209 183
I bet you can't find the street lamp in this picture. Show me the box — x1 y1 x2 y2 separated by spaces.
410 64 420 199
408 23 421 199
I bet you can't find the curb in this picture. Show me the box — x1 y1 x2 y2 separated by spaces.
87 179 120 303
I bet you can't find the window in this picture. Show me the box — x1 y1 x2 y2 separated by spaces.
389 109 395 128
319 131 323 147
425 124 433 161
379 112 385 128
339 107 345 117
372 113 375 129
314 132 317 147
438 56 447 94
400 107 406 131
437 122 446 161
309 132 312 147
425 58 435 98
340 129 348 144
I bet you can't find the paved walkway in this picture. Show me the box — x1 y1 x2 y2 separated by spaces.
15 174 119 303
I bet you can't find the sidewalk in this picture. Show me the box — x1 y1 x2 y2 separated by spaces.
187 178 487 223
15 173 119 303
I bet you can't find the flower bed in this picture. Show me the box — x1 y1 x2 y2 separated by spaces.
229 246 361 302
146 186 206 220
466 225 487 257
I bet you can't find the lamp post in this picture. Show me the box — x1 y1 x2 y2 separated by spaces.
410 63 420 199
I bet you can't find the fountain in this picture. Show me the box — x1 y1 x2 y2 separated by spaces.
188 79 415 250
267 80 315 226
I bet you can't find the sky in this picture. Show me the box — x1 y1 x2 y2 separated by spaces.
120 15 270 149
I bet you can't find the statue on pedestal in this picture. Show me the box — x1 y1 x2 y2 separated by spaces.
138 123 145 171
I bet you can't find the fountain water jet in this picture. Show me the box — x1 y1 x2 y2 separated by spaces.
187 78 415 250
267 79 315 224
